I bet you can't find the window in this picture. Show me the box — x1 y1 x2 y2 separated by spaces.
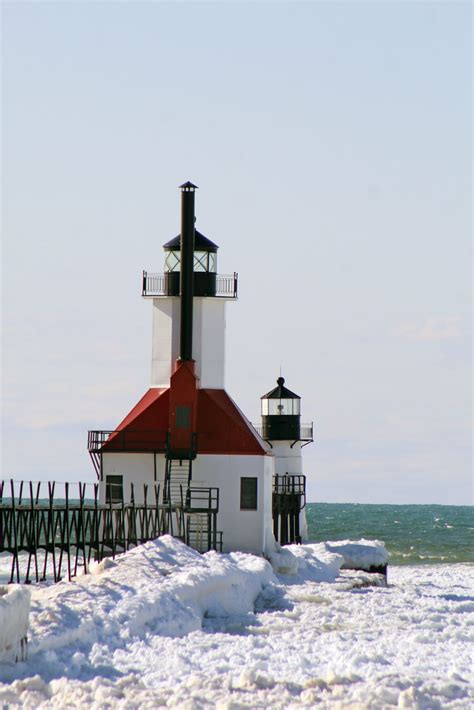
208 253 217 272
240 477 258 510
165 251 217 273
165 250 181 272
193 251 217 273
261 398 301 416
105 475 123 504
193 251 209 272
176 405 190 429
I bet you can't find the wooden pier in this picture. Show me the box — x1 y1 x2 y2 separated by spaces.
0 479 220 584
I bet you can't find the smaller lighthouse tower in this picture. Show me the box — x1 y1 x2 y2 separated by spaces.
260 377 314 544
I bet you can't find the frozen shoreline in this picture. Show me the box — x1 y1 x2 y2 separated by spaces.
0 538 472 708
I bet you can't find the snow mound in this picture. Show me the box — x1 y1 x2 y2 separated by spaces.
325 539 389 569
28 536 275 656
0 586 31 663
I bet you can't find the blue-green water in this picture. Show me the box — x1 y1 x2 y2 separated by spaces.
306 503 474 565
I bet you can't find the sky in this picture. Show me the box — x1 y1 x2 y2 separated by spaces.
1 1 472 505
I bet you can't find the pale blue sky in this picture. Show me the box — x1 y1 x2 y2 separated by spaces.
2 1 472 504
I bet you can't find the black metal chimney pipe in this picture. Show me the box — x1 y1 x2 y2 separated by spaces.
179 181 197 361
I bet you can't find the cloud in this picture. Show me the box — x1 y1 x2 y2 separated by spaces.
393 316 466 342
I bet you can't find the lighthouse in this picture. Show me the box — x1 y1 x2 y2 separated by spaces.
88 183 275 554
259 377 314 544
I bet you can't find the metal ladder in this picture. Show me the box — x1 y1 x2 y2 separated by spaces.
186 512 210 552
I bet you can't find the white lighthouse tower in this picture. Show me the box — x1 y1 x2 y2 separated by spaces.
88 182 275 555
148 224 234 390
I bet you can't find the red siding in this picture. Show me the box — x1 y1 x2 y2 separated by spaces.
169 361 198 452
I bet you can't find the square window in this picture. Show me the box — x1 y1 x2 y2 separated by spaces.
105 475 123 504
240 477 258 510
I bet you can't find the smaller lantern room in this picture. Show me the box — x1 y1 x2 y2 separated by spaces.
261 377 301 441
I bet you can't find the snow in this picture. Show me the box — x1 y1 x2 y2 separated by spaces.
0 537 472 709
0 586 30 663
24 536 274 654
325 538 389 569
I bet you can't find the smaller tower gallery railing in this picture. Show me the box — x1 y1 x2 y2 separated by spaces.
142 272 238 298
273 474 306 500
252 422 314 442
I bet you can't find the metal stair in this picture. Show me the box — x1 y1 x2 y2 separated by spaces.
163 434 222 552
164 458 192 505
164 432 197 506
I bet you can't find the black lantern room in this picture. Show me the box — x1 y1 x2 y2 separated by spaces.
163 230 218 297
260 377 301 441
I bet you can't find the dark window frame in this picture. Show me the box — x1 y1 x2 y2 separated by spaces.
240 477 258 510
105 475 123 504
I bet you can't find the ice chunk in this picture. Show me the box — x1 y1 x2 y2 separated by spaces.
0 585 31 663
266 541 344 581
325 539 389 569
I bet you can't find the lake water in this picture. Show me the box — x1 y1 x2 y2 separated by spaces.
306 502 474 565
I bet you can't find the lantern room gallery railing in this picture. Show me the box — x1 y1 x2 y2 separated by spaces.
142 272 238 298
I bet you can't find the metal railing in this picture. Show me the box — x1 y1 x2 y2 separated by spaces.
0 479 222 584
143 272 166 295
184 486 219 513
0 480 176 583
252 422 314 441
182 486 221 553
142 271 238 298
87 430 168 453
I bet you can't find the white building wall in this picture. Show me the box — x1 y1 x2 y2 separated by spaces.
193 299 226 388
101 451 275 554
261 455 276 553
151 298 178 387
151 297 227 388
192 454 274 555
101 453 166 504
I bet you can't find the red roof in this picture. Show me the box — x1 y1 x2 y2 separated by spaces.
102 387 268 455
101 388 169 452
197 389 268 455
